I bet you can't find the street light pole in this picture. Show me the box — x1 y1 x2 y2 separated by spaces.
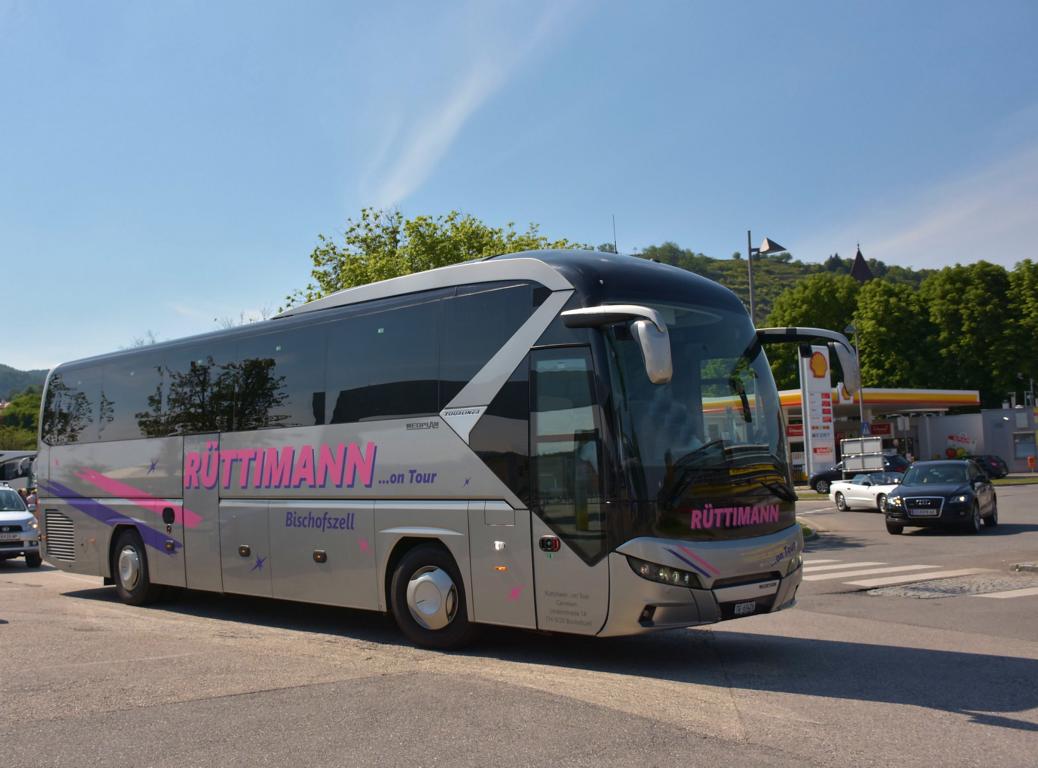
747 230 756 325
745 232 786 326
846 322 867 435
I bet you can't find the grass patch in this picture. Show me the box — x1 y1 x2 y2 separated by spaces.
993 476 1038 486
798 521 815 539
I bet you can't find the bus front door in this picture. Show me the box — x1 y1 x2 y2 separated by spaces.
529 347 610 635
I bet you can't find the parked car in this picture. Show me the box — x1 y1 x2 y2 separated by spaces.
829 472 904 512
967 454 1009 479
0 483 42 568
809 454 910 494
883 459 997 535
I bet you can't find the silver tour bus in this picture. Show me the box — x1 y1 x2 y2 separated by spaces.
37 250 859 648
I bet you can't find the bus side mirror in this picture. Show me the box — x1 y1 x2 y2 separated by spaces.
562 304 673 385
631 319 673 385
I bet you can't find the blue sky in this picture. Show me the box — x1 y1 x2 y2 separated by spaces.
3 0 1037 370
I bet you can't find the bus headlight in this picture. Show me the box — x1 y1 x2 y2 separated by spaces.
785 552 803 576
626 556 702 589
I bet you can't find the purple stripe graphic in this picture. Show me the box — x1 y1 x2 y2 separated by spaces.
41 480 182 556
665 547 711 579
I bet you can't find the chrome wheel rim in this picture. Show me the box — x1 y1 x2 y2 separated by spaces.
406 566 458 631
118 545 141 590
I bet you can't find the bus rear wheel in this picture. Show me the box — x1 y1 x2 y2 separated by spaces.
112 529 164 606
390 544 475 650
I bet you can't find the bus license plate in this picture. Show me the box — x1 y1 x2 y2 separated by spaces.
734 601 756 616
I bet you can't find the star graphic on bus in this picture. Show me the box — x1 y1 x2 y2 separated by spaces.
147 460 159 474
250 555 266 572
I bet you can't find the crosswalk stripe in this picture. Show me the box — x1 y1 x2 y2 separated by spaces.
804 565 936 582
975 586 1038 599
845 568 988 588
804 561 885 573
802 558 841 565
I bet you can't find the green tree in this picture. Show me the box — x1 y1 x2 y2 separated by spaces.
919 261 1016 406
1008 259 1038 393
288 208 587 305
763 274 862 389
0 386 42 449
852 281 937 388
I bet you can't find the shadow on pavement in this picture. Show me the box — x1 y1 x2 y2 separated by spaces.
802 532 870 552
62 584 1037 732
0 559 58 573
902 523 1038 537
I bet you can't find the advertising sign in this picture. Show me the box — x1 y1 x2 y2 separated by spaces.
800 345 836 477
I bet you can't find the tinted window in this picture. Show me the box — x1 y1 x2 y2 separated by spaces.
328 295 441 423
43 367 101 445
99 354 164 441
162 341 237 434
440 282 533 406
530 347 606 563
236 325 327 430
469 357 530 503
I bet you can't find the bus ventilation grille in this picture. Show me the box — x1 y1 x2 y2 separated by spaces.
44 511 76 562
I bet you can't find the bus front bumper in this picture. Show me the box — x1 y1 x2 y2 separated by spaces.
597 525 803 637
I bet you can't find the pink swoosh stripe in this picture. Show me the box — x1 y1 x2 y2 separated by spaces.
74 469 202 528
677 544 720 576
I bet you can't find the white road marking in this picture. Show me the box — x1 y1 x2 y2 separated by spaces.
846 568 989 588
801 558 841 565
975 586 1038 599
804 564 937 582
803 561 885 573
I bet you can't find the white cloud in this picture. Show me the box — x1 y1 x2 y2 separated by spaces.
799 142 1038 270
362 1 584 209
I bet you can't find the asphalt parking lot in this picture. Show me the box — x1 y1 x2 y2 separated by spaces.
2 485 1037 768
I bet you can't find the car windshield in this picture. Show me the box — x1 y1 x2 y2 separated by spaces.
901 465 967 485
0 489 28 512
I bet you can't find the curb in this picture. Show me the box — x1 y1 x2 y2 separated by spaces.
797 518 820 541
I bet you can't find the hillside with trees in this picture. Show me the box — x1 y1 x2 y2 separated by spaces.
0 364 47 400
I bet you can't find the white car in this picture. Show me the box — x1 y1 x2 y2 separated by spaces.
0 485 42 568
828 472 904 512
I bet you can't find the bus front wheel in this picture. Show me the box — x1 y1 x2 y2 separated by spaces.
390 544 475 650
111 529 164 606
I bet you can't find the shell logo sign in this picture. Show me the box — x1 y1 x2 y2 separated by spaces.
809 351 828 378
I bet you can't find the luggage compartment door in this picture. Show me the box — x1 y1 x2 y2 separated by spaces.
219 500 271 597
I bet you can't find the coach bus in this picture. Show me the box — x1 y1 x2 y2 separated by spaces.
37 250 859 648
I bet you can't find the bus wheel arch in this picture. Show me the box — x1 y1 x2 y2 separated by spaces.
108 526 164 606
386 538 475 650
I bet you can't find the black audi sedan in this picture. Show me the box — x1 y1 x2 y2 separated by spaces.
883 459 997 535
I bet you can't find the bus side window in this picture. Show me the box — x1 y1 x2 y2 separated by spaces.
43 367 102 445
163 342 237 434
440 282 533 407
236 325 327 430
328 296 441 423
530 347 607 564
101 354 164 441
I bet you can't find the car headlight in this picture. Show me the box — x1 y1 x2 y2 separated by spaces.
627 556 703 589
25 518 39 530
888 496 903 508
953 495 968 503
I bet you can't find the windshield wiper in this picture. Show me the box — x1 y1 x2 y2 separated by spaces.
760 480 798 503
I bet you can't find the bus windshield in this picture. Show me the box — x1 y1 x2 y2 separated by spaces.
605 303 793 540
